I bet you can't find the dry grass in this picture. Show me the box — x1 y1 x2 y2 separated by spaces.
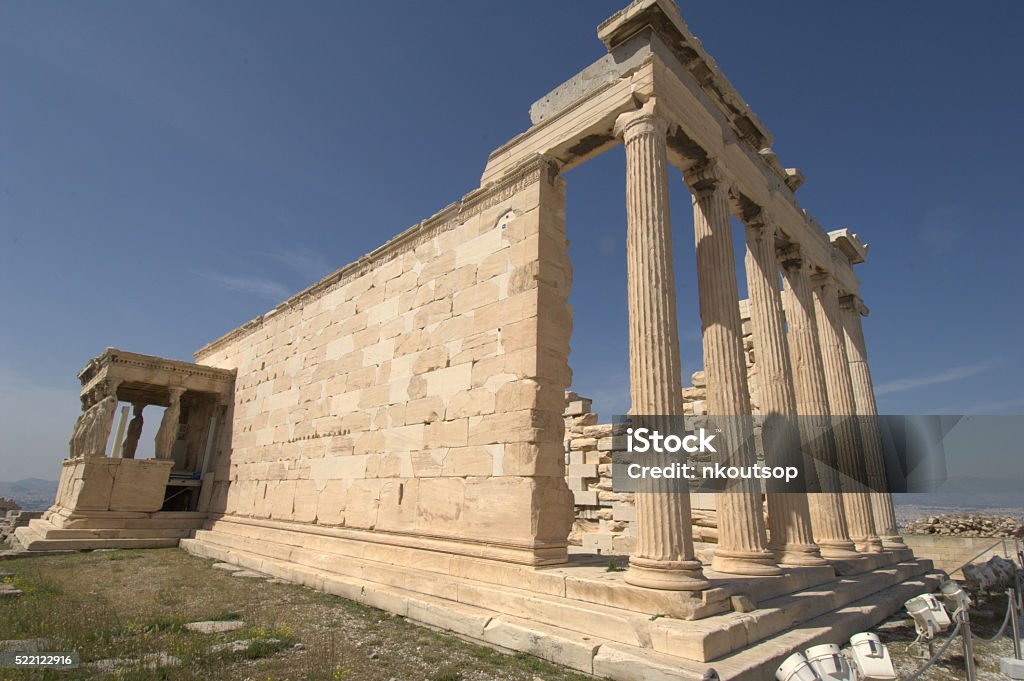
2 548 1020 680
0 548 594 681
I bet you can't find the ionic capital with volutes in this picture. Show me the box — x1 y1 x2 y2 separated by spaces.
613 99 669 144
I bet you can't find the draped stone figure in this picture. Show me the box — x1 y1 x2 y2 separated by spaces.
121 403 145 459
155 387 186 460
86 393 120 457
68 393 95 457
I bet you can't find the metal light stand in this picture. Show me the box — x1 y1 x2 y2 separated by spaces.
959 607 977 681
999 545 1024 678
1010 587 1022 660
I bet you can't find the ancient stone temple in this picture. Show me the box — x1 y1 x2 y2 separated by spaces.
18 1 940 678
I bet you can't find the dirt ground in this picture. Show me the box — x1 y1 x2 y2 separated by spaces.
0 548 1020 680
0 548 591 681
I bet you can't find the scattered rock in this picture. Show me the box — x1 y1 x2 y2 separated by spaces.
211 639 253 654
232 570 268 579
964 555 1019 592
0 639 50 652
211 638 280 654
904 513 1024 538
293 642 305 650
0 585 23 598
367 650 379 660
185 620 246 634
212 562 237 571
92 652 179 671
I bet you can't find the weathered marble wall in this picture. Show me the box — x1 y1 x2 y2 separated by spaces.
194 157 575 562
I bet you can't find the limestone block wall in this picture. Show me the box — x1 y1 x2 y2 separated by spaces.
902 535 1018 574
193 156 575 562
564 302 761 554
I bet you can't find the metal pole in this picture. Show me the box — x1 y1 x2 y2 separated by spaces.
961 609 977 681
1010 588 1022 660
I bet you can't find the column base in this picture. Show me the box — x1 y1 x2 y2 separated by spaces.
854 536 884 553
816 540 860 559
771 543 830 567
881 535 907 550
625 556 710 591
711 548 783 576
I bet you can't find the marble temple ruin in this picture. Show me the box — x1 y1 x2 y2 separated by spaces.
14 1 941 678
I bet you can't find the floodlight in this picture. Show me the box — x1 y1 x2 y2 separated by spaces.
776 651 821 681
804 643 854 680
847 632 897 680
904 593 951 640
939 579 971 614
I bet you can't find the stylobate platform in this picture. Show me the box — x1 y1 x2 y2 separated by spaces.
182 517 941 680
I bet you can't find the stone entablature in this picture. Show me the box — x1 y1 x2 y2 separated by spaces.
79 347 235 406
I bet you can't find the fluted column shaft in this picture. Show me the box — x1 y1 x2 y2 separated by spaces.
687 162 780 576
840 295 904 548
744 217 826 567
812 277 881 553
779 253 858 557
616 102 708 591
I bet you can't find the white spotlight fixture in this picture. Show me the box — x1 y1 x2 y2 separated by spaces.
939 579 971 614
776 651 821 681
847 632 897 680
804 643 854 680
905 593 951 640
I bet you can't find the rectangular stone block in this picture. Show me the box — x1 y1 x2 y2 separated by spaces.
567 463 598 479
573 490 598 506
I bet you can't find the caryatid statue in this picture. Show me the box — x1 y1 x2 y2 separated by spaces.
121 403 146 459
68 382 121 457
68 392 96 458
86 391 120 457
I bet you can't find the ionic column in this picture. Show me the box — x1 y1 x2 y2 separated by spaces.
811 276 882 553
686 161 780 576
615 101 708 591
779 250 858 558
155 387 186 460
840 294 904 549
744 214 826 567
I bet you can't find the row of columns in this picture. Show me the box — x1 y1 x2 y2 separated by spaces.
615 101 903 590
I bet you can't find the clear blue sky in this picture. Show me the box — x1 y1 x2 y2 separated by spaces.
2 1 1022 481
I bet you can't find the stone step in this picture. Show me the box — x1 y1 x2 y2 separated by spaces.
26 518 192 541
50 512 207 531
182 533 942 680
13 524 180 551
648 560 934 662
188 521 933 664
189 528 653 647
193 520 725 619
180 537 711 680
